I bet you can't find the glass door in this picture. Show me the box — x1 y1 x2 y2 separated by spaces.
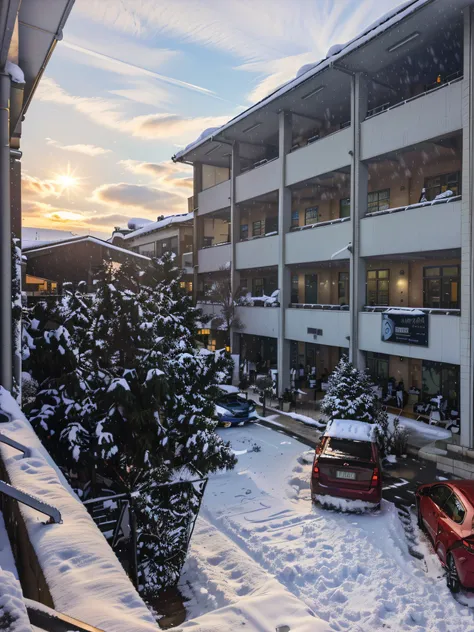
305 274 318 304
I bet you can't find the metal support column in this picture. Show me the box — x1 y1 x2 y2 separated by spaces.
192 163 202 303
0 72 11 391
230 142 241 355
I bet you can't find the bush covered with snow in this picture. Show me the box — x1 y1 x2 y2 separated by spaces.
24 253 236 597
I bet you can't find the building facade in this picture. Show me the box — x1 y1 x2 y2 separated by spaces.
174 0 474 449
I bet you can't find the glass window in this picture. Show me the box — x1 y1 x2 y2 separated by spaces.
340 198 350 218
422 361 459 410
252 220 263 237
443 493 466 524
423 265 460 309
305 274 318 304
170 236 178 254
138 243 155 257
253 278 264 297
430 485 452 509
367 189 390 213
425 171 461 200
240 278 248 294
240 224 249 240
338 271 349 305
291 274 299 303
265 216 278 234
366 352 389 386
305 206 319 225
291 210 300 228
323 438 373 461
366 269 390 306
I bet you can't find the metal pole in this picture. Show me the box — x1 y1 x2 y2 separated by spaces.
129 499 139 589
0 72 11 391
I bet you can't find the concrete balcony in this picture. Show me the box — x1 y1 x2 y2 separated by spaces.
285 219 351 265
285 127 352 187
236 305 280 338
358 311 460 364
235 158 280 203
198 180 231 215
235 234 279 270
361 79 462 160
285 307 350 347
196 301 223 322
360 198 462 257
198 243 231 273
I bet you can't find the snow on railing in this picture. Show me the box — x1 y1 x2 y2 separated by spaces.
289 303 349 310
364 195 461 219
365 73 463 121
363 305 460 316
290 216 350 232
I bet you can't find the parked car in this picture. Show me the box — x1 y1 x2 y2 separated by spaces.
416 480 474 592
215 385 257 427
311 419 382 507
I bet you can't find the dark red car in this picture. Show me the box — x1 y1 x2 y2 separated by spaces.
416 480 474 592
311 420 382 507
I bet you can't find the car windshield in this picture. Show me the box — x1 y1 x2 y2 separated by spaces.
323 437 373 461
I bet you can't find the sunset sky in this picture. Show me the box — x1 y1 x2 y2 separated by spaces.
21 0 403 240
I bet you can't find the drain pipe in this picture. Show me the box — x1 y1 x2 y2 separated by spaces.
0 71 12 391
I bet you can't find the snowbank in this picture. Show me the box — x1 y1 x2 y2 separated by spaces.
314 494 379 512
325 418 376 442
218 384 239 394
389 413 451 441
0 570 32 632
0 388 158 632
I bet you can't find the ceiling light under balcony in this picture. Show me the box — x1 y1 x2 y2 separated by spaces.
387 32 420 53
242 122 262 134
301 85 325 101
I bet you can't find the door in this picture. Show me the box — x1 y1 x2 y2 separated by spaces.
436 492 467 564
421 485 452 541
305 274 318 304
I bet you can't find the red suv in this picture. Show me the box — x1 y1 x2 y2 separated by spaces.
416 481 474 592
311 419 382 507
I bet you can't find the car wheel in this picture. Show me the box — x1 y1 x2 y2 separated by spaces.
446 554 461 594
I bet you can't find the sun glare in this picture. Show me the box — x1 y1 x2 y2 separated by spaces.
52 163 82 196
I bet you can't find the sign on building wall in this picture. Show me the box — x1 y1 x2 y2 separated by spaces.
381 312 429 347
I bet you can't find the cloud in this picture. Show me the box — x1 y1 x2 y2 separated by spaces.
90 182 184 213
119 159 193 196
46 138 111 157
36 77 232 143
22 174 63 198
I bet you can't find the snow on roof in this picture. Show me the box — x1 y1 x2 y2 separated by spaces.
127 218 153 230
325 419 376 442
23 235 151 261
0 388 158 632
174 0 428 161
123 212 194 240
218 384 239 394
6 61 25 84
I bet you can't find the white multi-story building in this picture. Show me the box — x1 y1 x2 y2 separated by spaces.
173 0 474 451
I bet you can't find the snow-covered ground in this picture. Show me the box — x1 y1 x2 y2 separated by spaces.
176 424 474 632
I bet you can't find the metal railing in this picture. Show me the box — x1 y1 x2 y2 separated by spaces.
289 303 349 310
364 195 461 218
363 305 461 316
289 216 350 232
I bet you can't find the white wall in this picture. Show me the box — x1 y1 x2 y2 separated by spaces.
360 201 462 257
361 80 462 160
198 243 232 273
198 180 231 215
286 128 352 187
285 221 351 265
235 159 280 203
358 312 460 364
285 308 350 347
235 235 279 270
236 306 279 338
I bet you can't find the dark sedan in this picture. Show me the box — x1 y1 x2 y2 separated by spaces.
215 386 257 427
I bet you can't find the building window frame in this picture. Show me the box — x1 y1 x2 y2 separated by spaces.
366 269 390 306
291 274 299 303
252 220 263 237
424 171 461 201
423 265 460 309
367 188 390 213
304 206 319 226
291 210 299 229
240 224 249 241
340 197 350 219
252 277 264 297
338 271 349 305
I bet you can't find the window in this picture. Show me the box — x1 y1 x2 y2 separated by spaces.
304 206 319 225
443 493 466 524
253 278 264 297
422 361 459 410
252 220 263 237
291 210 300 228
430 485 452 509
367 189 390 213
366 352 389 385
291 274 299 303
208 338 217 352
156 236 179 257
138 243 155 257
305 274 318 304
338 271 349 305
240 224 249 241
265 216 278 234
240 278 248 294
323 438 373 461
425 171 461 201
423 265 460 309
340 198 350 218
202 236 213 248
367 269 390 306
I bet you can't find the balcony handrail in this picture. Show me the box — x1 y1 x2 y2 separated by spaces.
290 123 351 153
239 155 279 174
0 479 62 524
239 230 279 242
289 303 349 310
290 216 350 232
364 195 461 219
200 240 231 250
364 73 463 122
363 305 461 316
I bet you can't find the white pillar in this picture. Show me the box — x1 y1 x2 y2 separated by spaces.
230 142 241 355
349 73 368 370
460 7 474 448
192 163 202 303
277 111 292 394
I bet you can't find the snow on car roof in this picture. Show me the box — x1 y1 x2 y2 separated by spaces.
218 384 240 394
325 419 376 443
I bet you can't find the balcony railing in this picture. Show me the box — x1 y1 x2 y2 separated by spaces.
200 240 231 250
240 155 278 174
239 230 278 242
182 251 193 268
290 121 351 153
290 303 349 310
290 216 349 232
365 72 463 121
364 194 461 218
363 305 461 316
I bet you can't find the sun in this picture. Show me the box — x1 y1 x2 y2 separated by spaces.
52 163 82 196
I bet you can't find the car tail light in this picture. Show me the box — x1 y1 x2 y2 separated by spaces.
313 465 320 479
462 538 474 552
370 467 379 487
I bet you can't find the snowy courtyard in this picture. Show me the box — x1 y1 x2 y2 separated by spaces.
175 423 474 632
